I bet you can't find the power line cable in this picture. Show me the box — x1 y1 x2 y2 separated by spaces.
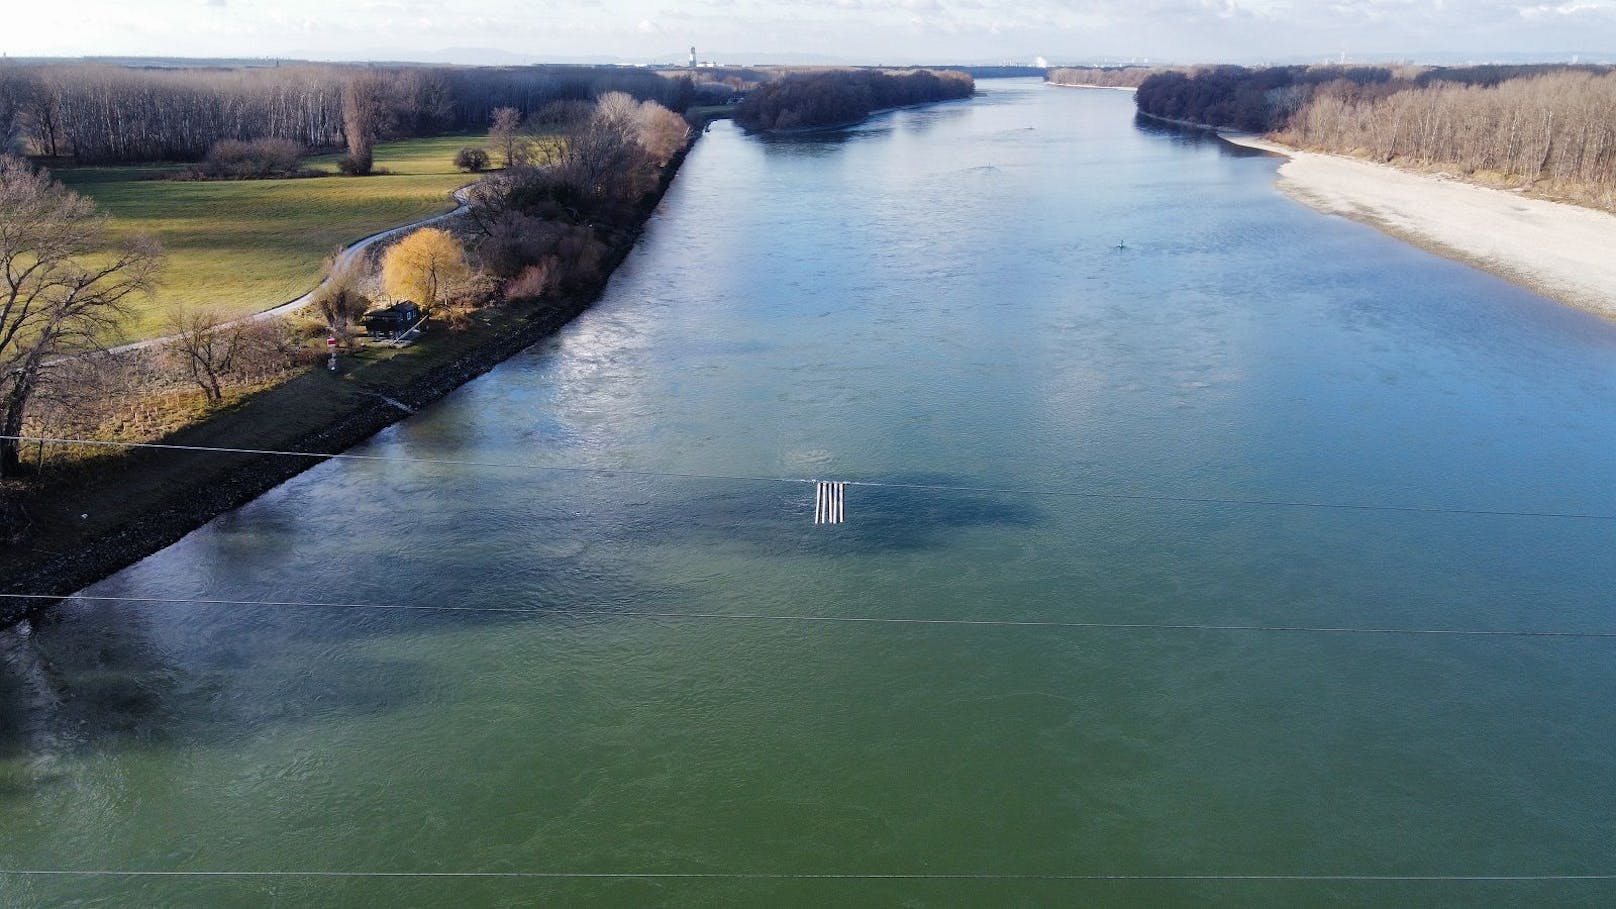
6 435 1613 521
3 593 1612 640
0 869 1612 882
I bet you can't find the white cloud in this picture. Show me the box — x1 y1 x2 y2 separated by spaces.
4 0 1613 63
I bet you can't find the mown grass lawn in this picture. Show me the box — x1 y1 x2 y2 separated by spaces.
53 134 502 340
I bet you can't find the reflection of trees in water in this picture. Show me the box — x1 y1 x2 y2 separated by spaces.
755 103 971 159
1131 112 1270 159
757 128 873 157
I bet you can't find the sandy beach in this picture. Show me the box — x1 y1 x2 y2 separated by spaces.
1221 133 1616 322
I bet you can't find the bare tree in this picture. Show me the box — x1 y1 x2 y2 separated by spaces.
164 305 244 406
310 254 372 345
0 156 159 477
490 106 524 167
341 73 386 175
558 93 653 200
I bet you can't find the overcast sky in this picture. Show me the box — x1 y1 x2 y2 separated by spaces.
7 0 1615 65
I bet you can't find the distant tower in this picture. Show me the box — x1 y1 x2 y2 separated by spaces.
690 46 697 68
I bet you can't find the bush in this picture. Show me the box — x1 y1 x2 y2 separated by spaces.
504 259 561 301
193 137 307 179
454 146 491 172
337 153 373 176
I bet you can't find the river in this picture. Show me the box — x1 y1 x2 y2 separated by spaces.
4 78 1616 907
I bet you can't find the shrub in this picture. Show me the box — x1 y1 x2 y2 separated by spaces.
336 153 373 176
454 146 491 172
195 137 307 179
504 258 561 301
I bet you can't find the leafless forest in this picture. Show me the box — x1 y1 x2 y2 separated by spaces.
1278 71 1616 210
733 69 974 131
1126 63 1616 211
0 63 695 164
1046 67 1168 89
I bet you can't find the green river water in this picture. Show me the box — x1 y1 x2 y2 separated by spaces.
3 79 1616 907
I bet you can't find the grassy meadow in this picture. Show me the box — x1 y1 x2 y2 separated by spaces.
53 134 501 340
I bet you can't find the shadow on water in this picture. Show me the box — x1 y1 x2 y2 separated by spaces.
757 100 978 156
0 469 1014 781
0 603 451 785
892 104 971 135
1131 112 1270 158
757 124 894 156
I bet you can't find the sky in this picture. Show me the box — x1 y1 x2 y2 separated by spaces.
5 0 1615 65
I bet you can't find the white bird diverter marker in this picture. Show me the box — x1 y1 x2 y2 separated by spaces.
813 481 846 525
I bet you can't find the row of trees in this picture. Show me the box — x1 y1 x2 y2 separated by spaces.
1134 65 1401 133
1046 67 1170 89
1132 62 1616 137
466 92 690 297
1128 63 1616 208
0 62 696 165
1279 71 1616 209
733 69 974 132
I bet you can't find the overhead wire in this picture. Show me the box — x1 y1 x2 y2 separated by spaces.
5 435 1614 521
2 593 1612 640
0 869 1612 882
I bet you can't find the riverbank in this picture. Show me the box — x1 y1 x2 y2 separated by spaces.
1044 82 1137 92
0 134 699 627
1220 132 1616 322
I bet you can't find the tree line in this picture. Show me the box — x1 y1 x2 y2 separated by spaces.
1279 71 1616 210
1129 63 1616 210
733 69 974 131
1046 67 1171 89
0 62 696 165
1134 65 1401 132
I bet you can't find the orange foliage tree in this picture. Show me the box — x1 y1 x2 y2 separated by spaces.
381 228 470 309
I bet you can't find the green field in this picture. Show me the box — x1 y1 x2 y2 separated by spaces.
53 134 496 341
